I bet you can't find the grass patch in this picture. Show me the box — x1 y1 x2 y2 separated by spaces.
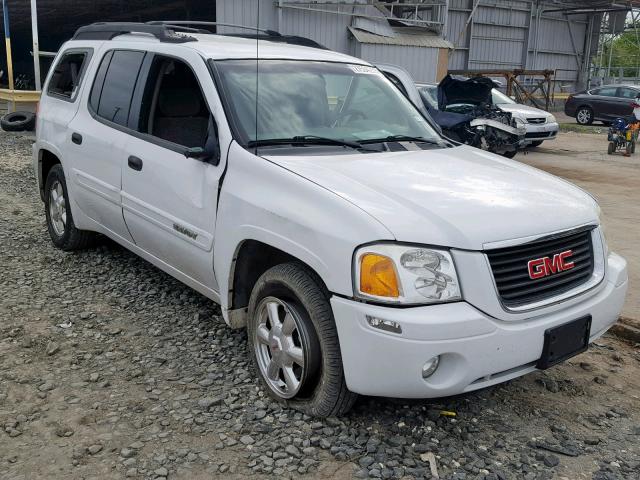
559 123 606 134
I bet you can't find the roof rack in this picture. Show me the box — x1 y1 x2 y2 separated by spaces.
73 22 196 43
72 21 328 50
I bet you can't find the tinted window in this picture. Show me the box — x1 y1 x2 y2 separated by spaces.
618 87 639 99
595 87 618 97
137 56 211 148
47 52 89 100
94 50 145 126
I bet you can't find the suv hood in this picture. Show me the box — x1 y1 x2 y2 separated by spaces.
264 146 599 250
497 103 554 119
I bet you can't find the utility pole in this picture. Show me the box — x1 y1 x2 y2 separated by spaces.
31 0 41 91
2 0 15 111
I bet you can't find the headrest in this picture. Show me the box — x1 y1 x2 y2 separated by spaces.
158 88 201 117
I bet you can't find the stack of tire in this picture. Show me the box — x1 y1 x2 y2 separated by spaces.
1 111 36 132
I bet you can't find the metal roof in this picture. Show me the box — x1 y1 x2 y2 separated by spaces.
348 26 453 49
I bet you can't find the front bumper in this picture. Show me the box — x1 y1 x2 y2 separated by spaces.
524 121 559 142
332 252 627 398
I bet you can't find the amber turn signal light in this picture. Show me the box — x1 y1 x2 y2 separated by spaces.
359 253 400 298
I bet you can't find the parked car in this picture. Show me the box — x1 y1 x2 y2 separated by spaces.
378 65 525 156
418 82 558 147
565 85 640 125
34 22 628 417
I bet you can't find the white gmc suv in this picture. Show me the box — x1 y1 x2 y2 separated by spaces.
33 22 628 417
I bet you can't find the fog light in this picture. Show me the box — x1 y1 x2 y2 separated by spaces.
422 356 440 379
366 315 402 334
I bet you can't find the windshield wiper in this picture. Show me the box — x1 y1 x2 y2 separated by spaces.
360 135 443 145
248 135 374 151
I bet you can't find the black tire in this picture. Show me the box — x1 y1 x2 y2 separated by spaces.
247 263 357 417
608 142 615 155
626 142 633 155
501 149 517 159
44 164 97 251
575 106 593 125
529 140 544 148
632 141 636 154
1 111 36 132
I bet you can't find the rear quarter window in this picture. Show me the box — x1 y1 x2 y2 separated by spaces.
47 50 92 101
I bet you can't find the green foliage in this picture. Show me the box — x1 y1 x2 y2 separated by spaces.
597 25 640 77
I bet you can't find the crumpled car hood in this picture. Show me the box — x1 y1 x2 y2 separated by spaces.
438 74 499 109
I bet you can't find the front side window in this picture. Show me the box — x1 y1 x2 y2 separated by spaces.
136 56 212 148
91 50 145 127
214 60 440 147
595 87 618 97
47 51 89 100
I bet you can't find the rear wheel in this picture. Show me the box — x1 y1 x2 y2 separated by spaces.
247 263 357 417
44 164 97 251
576 107 593 125
632 141 636 154
607 142 615 155
626 142 633 155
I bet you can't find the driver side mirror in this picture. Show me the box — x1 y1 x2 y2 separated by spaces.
184 117 221 165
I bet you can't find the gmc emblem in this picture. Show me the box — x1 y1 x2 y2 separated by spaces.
527 250 575 280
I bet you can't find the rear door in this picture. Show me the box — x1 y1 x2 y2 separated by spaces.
614 87 638 116
66 49 146 243
39 48 93 168
590 86 620 120
120 49 228 291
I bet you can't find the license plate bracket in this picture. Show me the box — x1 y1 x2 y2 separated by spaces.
537 315 591 370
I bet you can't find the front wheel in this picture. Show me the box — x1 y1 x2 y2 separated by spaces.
576 107 593 125
608 142 615 155
247 263 357 417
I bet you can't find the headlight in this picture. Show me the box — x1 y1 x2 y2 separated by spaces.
514 117 526 126
354 244 462 305
548 114 557 123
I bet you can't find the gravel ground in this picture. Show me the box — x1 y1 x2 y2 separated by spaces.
1 130 639 480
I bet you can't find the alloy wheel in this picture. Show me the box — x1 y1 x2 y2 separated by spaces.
577 108 592 125
49 180 67 236
254 297 306 399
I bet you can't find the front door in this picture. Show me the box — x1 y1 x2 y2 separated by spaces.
121 52 225 291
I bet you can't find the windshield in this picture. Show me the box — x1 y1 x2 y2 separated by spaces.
491 89 516 105
214 60 441 146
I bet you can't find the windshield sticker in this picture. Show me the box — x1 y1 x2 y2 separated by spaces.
349 65 378 75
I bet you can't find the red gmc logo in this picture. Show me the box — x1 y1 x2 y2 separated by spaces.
527 250 575 280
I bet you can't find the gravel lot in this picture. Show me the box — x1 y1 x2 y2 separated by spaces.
1 130 639 480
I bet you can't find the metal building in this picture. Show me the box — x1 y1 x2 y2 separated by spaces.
215 0 624 90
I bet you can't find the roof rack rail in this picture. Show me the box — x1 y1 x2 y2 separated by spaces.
147 21 282 37
148 21 327 49
72 21 327 50
72 22 196 43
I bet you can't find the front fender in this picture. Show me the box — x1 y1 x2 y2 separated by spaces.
214 143 394 314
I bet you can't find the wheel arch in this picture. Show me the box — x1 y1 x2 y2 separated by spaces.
38 148 63 201
226 239 330 329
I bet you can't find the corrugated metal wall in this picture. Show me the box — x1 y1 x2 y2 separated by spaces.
355 44 439 83
447 0 591 88
216 0 594 89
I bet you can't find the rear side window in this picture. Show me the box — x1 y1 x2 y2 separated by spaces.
595 87 617 97
47 51 90 100
90 50 145 127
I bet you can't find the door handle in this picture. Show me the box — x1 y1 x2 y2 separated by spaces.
71 132 83 145
128 156 143 171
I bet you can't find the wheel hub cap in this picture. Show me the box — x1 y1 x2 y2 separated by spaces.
49 180 67 236
254 297 306 399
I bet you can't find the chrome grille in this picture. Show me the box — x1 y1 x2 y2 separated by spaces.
527 117 547 124
486 229 595 308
